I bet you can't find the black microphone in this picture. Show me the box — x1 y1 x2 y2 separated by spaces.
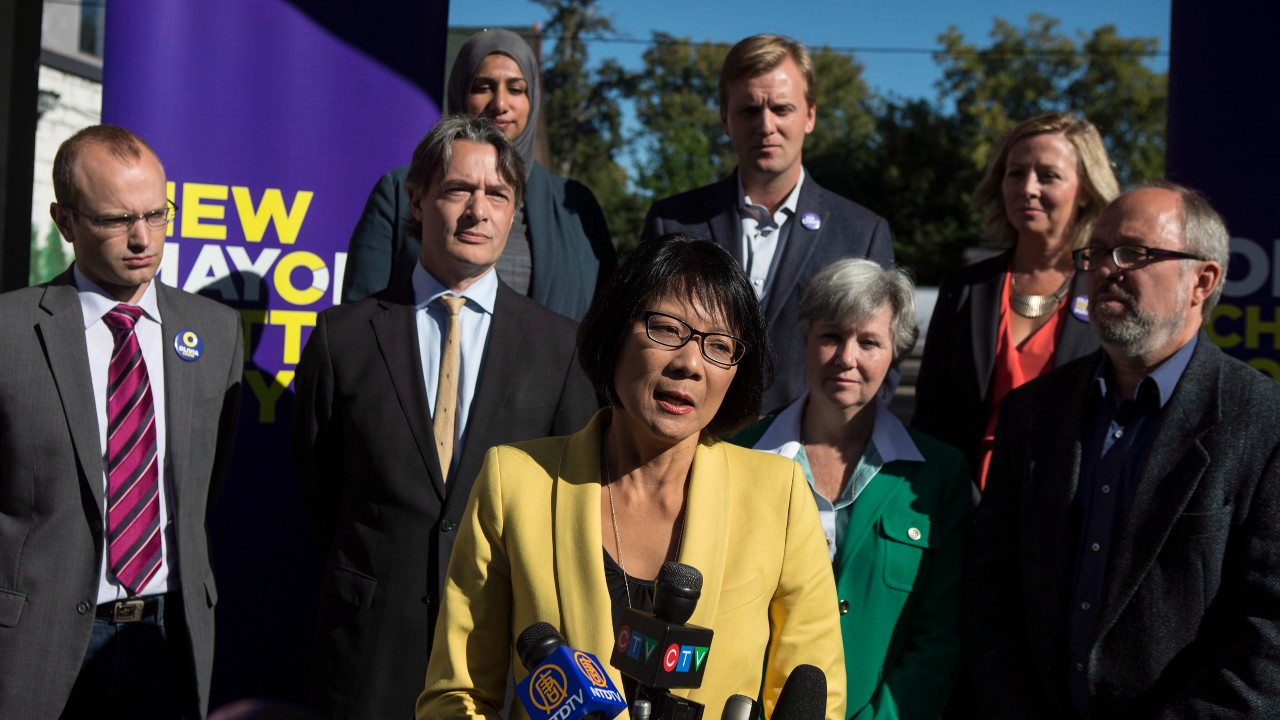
770 664 826 720
514 622 627 720
720 694 757 720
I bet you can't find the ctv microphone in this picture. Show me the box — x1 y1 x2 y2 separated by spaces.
610 562 714 689
515 622 627 720
771 664 826 720
611 562 713 719
720 694 757 720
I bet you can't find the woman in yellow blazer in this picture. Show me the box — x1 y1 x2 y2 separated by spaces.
419 235 845 719
732 260 970 720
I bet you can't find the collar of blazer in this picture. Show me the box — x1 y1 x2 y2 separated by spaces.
553 410 734 658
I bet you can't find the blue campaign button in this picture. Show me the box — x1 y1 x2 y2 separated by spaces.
173 330 203 362
1071 295 1090 322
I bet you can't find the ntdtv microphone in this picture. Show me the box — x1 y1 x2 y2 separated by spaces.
515 622 627 720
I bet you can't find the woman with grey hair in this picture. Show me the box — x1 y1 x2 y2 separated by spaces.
730 258 970 720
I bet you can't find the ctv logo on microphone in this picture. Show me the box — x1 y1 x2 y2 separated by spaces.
616 625 709 673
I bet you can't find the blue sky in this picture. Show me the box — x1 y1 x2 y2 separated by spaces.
449 0 1171 102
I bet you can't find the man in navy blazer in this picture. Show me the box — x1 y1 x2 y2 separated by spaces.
968 184 1280 718
641 34 893 413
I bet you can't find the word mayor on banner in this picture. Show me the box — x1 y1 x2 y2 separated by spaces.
154 179 338 424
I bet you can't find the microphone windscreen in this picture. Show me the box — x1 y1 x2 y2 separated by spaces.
653 562 702 624
721 693 757 720
516 621 564 671
771 664 826 720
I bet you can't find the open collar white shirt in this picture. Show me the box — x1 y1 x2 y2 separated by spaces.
737 168 806 305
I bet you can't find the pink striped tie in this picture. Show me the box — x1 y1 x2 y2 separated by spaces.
103 305 162 596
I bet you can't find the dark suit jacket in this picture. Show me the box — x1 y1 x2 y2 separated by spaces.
913 251 1098 477
641 170 894 413
0 269 243 718
967 336 1280 718
340 162 616 322
293 278 597 720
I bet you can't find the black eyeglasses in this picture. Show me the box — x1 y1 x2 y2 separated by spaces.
61 200 177 233
1072 244 1206 272
640 310 748 366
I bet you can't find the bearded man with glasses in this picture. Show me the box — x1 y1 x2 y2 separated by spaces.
967 183 1280 718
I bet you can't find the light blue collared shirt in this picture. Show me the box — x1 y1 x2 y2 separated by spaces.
738 168 805 305
74 267 176 602
753 392 925 561
413 262 497 477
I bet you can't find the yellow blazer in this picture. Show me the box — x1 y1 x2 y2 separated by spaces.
419 411 846 719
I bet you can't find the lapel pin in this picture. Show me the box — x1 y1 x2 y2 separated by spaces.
1071 295 1090 322
800 212 821 231
173 330 203 362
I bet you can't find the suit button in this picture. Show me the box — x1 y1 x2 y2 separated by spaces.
907 527 922 541
440 519 456 533
77 601 91 615
838 600 850 615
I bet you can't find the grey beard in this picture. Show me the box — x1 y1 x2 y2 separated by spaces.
1091 283 1189 359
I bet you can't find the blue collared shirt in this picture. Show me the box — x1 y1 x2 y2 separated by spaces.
1065 334 1198 716
412 262 497 478
752 392 925 561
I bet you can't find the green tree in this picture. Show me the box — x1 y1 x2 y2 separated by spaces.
29 223 71 285
631 33 733 203
935 14 1167 186
533 0 639 251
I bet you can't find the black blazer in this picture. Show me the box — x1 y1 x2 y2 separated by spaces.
292 279 598 719
966 336 1280 718
913 251 1098 478
340 162 615 322
641 171 894 414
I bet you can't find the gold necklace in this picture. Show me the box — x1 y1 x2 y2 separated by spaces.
1009 271 1073 318
602 432 684 609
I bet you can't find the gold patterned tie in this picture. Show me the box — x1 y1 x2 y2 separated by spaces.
433 295 466 480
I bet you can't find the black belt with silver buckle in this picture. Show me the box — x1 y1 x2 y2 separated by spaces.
95 594 166 623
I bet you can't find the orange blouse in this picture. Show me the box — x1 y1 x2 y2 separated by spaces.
977 272 1067 488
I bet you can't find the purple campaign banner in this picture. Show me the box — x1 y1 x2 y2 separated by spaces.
1168 0 1280 377
102 0 448 704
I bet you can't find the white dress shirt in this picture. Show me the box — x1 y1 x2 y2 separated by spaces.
75 267 176 603
738 168 806 304
413 262 497 479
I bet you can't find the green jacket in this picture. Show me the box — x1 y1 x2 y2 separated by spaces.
731 399 970 720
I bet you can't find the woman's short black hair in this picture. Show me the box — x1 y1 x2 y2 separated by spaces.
577 233 772 439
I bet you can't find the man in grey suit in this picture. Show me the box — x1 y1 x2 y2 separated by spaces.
0 125 243 718
641 34 894 413
293 116 597 719
968 184 1280 718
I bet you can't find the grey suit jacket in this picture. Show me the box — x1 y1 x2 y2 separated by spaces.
0 269 244 718
641 170 894 413
967 336 1280 718
293 277 598 720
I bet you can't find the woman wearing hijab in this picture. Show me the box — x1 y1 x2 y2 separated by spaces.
341 28 615 321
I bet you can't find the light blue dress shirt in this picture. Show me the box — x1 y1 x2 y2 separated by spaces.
412 262 497 478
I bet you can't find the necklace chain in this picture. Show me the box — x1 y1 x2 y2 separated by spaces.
603 430 684 610
1009 271 1073 319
